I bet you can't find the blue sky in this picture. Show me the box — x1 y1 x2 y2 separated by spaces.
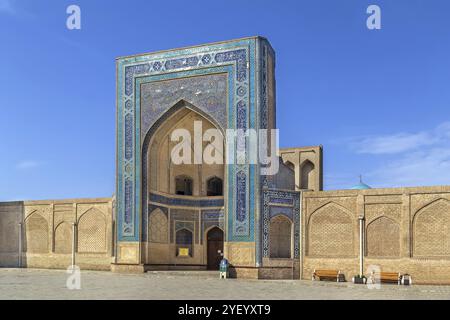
1 0 449 201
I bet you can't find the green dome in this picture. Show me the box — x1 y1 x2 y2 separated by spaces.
350 176 372 190
350 182 372 190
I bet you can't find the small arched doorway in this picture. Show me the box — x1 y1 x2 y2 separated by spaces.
269 215 292 258
206 227 224 270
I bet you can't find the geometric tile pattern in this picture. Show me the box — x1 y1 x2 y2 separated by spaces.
366 216 400 257
148 209 168 244
25 213 49 253
261 190 300 262
201 210 225 244
116 38 261 243
77 209 107 253
414 199 450 257
307 203 354 257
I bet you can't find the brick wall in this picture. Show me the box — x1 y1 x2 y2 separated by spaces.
0 198 113 271
0 202 23 267
302 186 450 284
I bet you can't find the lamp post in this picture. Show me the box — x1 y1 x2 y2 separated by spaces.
18 223 23 268
71 222 77 268
358 215 365 277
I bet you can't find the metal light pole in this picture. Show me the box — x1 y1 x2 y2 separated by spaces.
358 215 365 276
71 222 77 267
18 223 23 268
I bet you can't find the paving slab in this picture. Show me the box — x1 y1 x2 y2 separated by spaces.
0 269 449 300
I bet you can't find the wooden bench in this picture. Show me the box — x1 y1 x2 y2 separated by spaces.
312 269 345 282
369 271 402 285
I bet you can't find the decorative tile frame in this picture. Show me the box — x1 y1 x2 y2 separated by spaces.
144 192 224 242
116 38 270 246
201 209 225 244
255 41 275 266
170 209 199 244
261 189 301 261
144 204 168 242
149 193 224 208
174 220 196 249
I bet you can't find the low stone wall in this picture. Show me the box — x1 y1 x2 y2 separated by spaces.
0 198 113 271
0 202 23 267
302 186 450 284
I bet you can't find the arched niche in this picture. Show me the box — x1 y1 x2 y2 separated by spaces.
269 215 292 258
300 160 315 190
142 100 225 197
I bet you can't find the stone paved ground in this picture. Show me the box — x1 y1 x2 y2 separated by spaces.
0 268 450 300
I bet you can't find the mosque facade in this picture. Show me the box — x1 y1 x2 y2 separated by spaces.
1 37 450 283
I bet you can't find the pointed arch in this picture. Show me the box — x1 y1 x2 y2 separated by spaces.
284 160 295 171
206 176 223 196
413 198 450 257
149 208 168 243
366 216 400 257
307 201 354 225
54 222 73 254
24 209 38 222
205 224 224 235
77 208 107 253
307 202 354 257
175 228 193 257
175 175 194 196
300 160 315 190
206 226 224 269
269 214 293 258
142 100 225 236
24 212 48 253
413 198 450 220
142 99 225 148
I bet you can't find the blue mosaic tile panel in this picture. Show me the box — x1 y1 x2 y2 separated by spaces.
149 192 224 207
117 38 259 243
124 114 133 161
123 179 133 234
201 209 225 244
269 206 293 220
140 73 228 138
261 190 301 261
214 49 247 81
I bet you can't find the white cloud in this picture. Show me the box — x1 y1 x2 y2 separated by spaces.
349 122 450 155
16 160 41 170
344 122 450 188
367 147 450 188
351 132 435 154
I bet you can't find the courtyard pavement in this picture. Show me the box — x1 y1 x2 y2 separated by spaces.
0 268 449 300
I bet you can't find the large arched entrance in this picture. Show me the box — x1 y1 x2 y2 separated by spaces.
143 101 225 201
141 101 226 267
206 227 224 270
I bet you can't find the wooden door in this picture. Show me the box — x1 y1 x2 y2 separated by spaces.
207 227 224 270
